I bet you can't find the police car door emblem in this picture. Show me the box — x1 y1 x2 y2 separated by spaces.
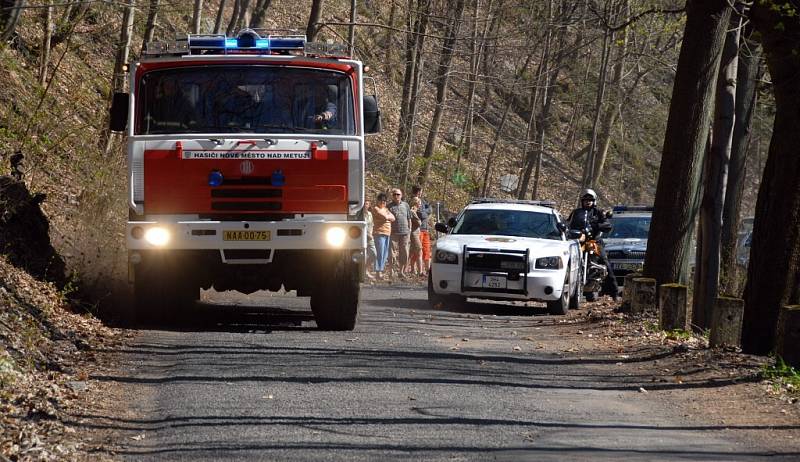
239 160 254 175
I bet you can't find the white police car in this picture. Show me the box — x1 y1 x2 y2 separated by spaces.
428 199 582 315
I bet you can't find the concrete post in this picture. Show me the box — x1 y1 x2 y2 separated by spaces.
776 305 800 368
710 297 744 348
631 277 656 314
659 283 690 331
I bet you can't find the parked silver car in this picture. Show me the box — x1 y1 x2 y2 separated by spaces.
605 206 652 287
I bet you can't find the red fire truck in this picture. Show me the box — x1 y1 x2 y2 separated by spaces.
109 29 381 330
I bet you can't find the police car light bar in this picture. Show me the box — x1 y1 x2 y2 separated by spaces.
144 29 349 58
470 198 556 208
613 205 654 213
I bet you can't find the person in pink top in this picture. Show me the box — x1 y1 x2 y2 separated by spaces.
371 192 395 281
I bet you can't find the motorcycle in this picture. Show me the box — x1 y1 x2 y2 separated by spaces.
570 222 611 302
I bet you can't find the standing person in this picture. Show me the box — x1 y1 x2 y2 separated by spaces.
371 193 395 281
362 199 377 281
411 185 432 275
388 188 412 279
567 188 620 301
407 197 424 277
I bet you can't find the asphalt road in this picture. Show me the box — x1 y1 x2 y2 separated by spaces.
84 283 799 461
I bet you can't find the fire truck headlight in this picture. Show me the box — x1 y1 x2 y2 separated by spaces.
325 227 346 247
144 227 171 247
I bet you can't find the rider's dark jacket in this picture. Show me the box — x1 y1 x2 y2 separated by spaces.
567 206 609 238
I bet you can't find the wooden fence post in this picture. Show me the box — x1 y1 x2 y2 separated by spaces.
659 283 689 331
631 277 656 314
776 305 800 368
710 297 744 348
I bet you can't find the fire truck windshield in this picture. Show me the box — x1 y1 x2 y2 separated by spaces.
137 66 354 135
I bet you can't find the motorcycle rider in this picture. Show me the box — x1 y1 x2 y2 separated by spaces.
567 189 620 301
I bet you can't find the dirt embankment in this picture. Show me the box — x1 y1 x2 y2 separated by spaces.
1 172 120 461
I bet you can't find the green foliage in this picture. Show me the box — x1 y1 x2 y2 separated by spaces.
664 328 692 340
763 357 800 393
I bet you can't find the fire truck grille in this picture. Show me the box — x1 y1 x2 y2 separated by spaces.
211 202 282 211
211 188 282 198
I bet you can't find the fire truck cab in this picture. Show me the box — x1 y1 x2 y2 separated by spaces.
110 29 380 330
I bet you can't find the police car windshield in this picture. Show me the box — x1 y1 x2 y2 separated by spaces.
452 209 562 240
137 66 354 135
608 216 651 239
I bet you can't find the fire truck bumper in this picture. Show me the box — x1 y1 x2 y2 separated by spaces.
126 220 367 252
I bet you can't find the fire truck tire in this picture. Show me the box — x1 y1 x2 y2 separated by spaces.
134 259 197 326
311 259 359 331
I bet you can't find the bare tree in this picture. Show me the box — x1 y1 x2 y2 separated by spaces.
141 0 160 54
720 35 762 294
306 0 325 41
693 10 741 329
104 0 137 154
643 0 732 287
417 0 467 189
251 0 273 29
39 3 53 87
0 0 24 42
214 0 228 34
226 0 242 35
192 0 204 34
741 3 800 355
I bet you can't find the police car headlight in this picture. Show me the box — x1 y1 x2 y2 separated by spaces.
435 249 458 264
144 227 171 247
535 256 562 269
326 227 346 247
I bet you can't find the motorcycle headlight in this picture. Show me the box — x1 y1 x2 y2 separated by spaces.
435 249 458 264
535 256 562 269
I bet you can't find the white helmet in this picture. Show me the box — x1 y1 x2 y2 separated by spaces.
580 188 597 201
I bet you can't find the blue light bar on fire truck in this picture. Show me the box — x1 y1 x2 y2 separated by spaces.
144 29 349 58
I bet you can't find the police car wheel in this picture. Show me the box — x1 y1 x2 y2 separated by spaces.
568 265 581 310
547 272 569 315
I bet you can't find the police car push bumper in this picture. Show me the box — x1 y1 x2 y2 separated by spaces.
127 220 366 250
430 263 567 301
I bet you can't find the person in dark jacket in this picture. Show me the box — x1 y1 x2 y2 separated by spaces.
568 188 619 301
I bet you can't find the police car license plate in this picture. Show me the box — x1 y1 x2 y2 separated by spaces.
223 230 271 241
482 275 507 289
615 262 642 271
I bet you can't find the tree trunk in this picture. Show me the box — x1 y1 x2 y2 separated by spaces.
141 0 160 54
104 0 137 154
39 4 53 87
581 25 612 191
213 0 227 34
250 0 272 29
191 0 203 34
306 0 324 41
591 0 628 186
459 0 493 165
234 0 250 32
643 0 731 287
348 0 357 55
741 4 800 355
396 0 430 177
417 0 466 189
226 0 241 35
0 0 24 42
720 36 762 295
693 16 740 330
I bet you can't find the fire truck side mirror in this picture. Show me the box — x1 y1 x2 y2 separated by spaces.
109 92 129 132
363 95 381 134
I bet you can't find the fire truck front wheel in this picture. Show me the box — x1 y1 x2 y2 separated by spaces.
133 254 198 326
310 257 360 331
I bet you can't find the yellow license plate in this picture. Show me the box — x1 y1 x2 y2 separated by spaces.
223 230 271 241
